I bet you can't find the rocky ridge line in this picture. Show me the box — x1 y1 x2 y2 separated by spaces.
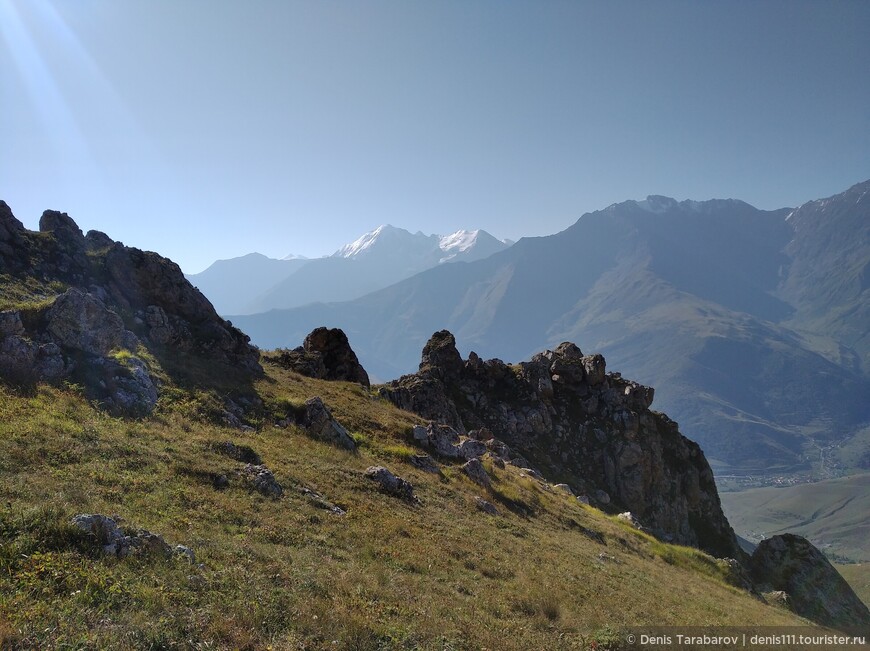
0 204 261 414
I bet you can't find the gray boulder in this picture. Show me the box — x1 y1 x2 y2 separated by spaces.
364 466 415 501
90 355 159 416
241 464 283 498
300 397 356 451
458 439 488 460
409 454 441 474
474 496 499 515
71 514 182 560
463 458 491 487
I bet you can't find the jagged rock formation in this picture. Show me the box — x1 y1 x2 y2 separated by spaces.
265 327 370 387
750 534 870 632
381 330 740 558
0 205 261 414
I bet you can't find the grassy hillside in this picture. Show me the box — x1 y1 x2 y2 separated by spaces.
721 474 870 563
0 363 813 649
836 564 870 609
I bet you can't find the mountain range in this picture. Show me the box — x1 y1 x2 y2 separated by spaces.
186 225 512 315
2 199 868 644
231 180 870 476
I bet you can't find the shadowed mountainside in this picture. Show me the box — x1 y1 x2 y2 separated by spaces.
232 180 870 475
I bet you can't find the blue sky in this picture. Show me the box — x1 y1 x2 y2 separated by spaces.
2 1 868 273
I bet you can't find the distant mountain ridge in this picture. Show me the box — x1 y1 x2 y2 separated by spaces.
232 180 870 476
188 224 512 314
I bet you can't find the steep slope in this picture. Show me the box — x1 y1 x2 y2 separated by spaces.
778 179 870 373
0 364 824 649
233 184 870 474
186 253 309 314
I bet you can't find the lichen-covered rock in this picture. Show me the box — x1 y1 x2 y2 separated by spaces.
46 289 129 356
88 355 159 417
70 514 184 561
364 466 415 501
300 396 356 451
380 331 741 559
241 464 283 498
750 534 870 632
462 458 491 487
0 208 263 412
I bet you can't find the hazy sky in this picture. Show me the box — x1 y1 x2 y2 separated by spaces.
2 1 869 273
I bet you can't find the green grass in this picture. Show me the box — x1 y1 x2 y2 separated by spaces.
0 274 66 312
0 362 816 649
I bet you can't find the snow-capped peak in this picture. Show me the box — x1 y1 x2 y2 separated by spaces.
332 224 511 263
332 225 396 258
439 229 480 254
635 195 679 214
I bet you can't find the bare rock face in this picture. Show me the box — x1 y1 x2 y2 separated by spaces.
303 327 370 387
104 246 261 374
750 534 870 632
0 205 262 414
266 327 370 387
46 289 129 356
0 200 24 249
380 331 740 559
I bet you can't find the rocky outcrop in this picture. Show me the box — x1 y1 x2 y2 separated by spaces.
46 289 131 356
302 328 370 386
0 205 262 414
71 514 193 562
380 331 740 558
265 327 370 387
750 534 870 632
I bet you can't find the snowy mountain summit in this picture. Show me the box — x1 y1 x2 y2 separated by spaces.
332 224 511 264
